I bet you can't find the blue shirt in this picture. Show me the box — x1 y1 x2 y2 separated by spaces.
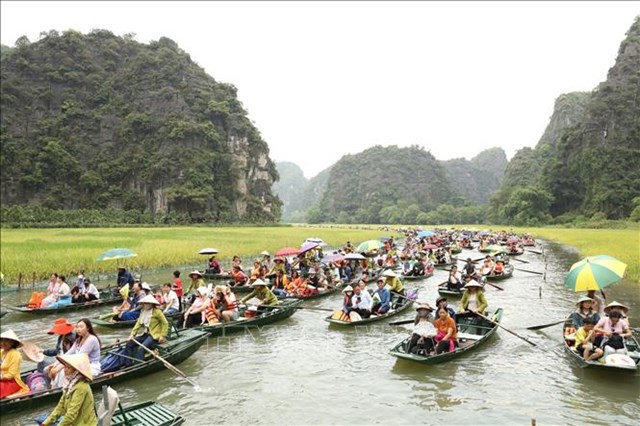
375 287 391 310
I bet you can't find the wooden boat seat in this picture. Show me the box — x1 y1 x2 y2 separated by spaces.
457 332 481 341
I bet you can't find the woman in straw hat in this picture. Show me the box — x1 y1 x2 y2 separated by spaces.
571 296 600 328
457 280 488 319
604 301 630 328
127 294 168 362
407 303 437 355
184 286 210 328
240 279 279 307
0 330 29 398
40 353 97 426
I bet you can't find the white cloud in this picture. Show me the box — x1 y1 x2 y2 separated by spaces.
2 1 638 178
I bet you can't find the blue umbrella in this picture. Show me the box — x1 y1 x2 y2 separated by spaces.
417 230 435 238
96 248 137 262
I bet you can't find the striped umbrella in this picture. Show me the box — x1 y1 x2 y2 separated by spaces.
356 239 385 253
564 255 627 292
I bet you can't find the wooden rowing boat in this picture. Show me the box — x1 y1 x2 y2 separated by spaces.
0 328 208 414
437 282 465 298
284 286 340 300
184 298 302 337
6 290 122 315
507 248 525 256
562 317 639 372
324 294 416 326
389 308 503 364
201 271 230 281
483 264 514 281
93 310 185 329
110 400 186 425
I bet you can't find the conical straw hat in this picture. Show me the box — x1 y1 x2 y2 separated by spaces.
0 329 23 348
56 353 93 381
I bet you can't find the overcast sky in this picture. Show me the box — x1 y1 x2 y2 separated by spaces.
2 1 638 178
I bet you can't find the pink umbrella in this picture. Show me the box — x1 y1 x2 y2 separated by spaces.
423 244 438 250
276 247 301 257
300 242 320 254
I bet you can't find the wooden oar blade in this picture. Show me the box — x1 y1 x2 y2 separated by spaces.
388 319 414 326
526 319 566 330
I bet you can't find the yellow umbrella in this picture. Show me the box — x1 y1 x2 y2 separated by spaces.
564 255 627 292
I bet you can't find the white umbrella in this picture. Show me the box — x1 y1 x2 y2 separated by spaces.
199 248 219 255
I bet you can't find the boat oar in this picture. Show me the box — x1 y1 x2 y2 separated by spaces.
474 312 537 347
388 319 414 326
514 268 544 275
526 249 543 255
483 281 504 291
295 306 334 312
526 319 566 330
510 257 529 264
130 339 198 387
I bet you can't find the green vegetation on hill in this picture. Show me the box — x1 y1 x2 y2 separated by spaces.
491 17 640 226
0 29 281 225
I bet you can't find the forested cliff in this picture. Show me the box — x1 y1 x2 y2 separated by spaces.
491 17 640 224
0 30 281 224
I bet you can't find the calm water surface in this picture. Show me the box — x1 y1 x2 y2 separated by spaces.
1 241 638 425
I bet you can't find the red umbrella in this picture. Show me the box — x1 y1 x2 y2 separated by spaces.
276 247 300 257
423 244 438 250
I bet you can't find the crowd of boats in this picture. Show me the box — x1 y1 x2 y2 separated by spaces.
0 227 637 423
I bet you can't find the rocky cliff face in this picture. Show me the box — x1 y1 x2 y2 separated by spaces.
0 30 281 222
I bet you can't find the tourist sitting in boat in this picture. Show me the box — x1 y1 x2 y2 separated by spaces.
435 296 456 321
574 317 604 361
240 279 279 306
457 280 488 318
603 301 630 328
383 269 405 298
447 266 463 291
407 258 426 276
220 286 240 322
42 273 60 305
113 282 144 322
267 257 286 278
270 269 289 297
38 318 76 381
207 255 222 274
0 330 30 399
371 278 391 315
491 260 506 276
463 258 477 280
571 296 600 328
349 285 373 320
117 267 135 290
231 255 243 271
229 265 249 287
341 285 354 315
185 271 206 299
406 303 437 355
434 307 458 354
48 319 102 388
161 283 180 316
593 310 632 354
42 275 71 309
585 290 606 317
306 268 324 290
183 287 210 328
251 259 264 280
261 251 273 272
479 258 494 276
126 295 168 362
39 353 97 426
204 286 226 324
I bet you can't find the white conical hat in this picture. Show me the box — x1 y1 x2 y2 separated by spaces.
382 269 397 277
138 294 160 305
251 279 267 287
56 353 93 381
0 329 23 348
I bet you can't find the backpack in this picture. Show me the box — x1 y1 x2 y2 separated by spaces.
26 371 47 392
100 347 128 373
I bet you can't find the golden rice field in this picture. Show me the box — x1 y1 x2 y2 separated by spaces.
1 224 637 285
0 226 385 284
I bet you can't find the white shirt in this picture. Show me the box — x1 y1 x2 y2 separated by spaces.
413 320 436 337
86 283 100 299
58 282 71 295
163 290 179 311
467 293 477 312
351 291 373 310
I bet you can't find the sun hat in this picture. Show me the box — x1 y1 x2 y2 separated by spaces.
382 269 397 278
140 282 151 291
415 303 434 312
575 296 593 307
189 270 203 278
261 251 270 256
48 318 75 335
197 287 209 296
21 340 44 363
56 353 93 381
139 294 160 305
464 281 483 289
0 330 23 348
274 256 284 263
251 278 267 287
342 285 354 293
604 301 630 314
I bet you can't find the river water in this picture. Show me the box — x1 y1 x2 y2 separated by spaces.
1 241 638 425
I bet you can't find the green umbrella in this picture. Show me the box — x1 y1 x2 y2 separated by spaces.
564 255 627 292
486 244 507 254
356 239 385 253
96 248 137 262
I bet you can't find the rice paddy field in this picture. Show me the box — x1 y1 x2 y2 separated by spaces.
0 225 385 284
0 224 637 285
